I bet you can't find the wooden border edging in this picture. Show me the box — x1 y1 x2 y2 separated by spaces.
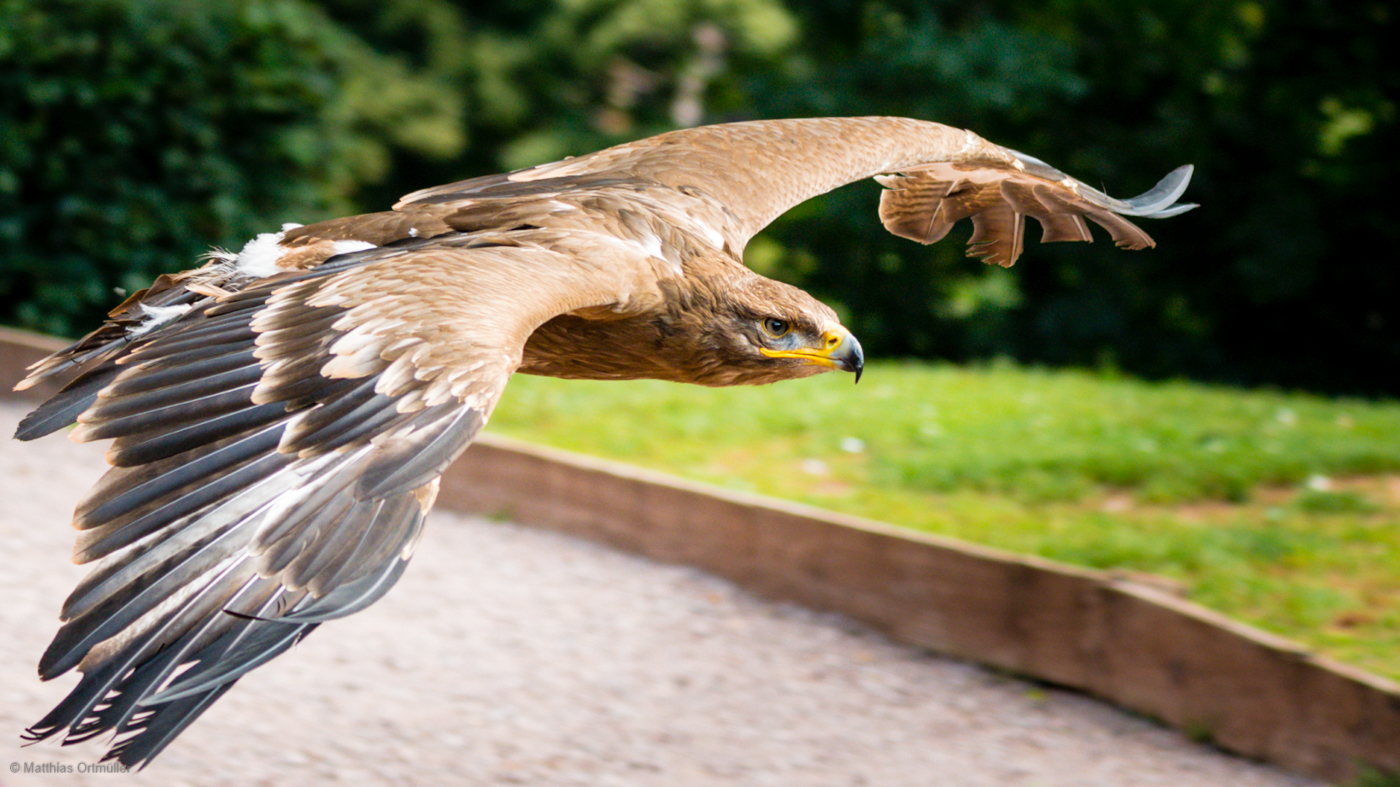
436 436 1400 783
3 327 1396 783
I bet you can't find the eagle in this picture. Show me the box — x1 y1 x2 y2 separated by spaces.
14 117 1194 767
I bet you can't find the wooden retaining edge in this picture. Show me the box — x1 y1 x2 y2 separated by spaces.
3 326 1396 783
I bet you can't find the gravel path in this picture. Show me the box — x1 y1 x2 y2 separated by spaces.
0 400 1323 787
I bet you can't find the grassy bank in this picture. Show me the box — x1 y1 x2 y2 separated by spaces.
486 361 1400 680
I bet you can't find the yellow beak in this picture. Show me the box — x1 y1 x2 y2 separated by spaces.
760 325 865 382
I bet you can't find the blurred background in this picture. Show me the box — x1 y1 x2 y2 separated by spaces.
3 0 1400 698
1 0 1395 396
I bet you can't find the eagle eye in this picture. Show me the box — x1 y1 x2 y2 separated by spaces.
762 317 790 337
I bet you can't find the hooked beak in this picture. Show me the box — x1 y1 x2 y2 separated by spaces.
760 325 865 383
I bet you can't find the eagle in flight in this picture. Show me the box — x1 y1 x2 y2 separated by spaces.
14 117 1194 767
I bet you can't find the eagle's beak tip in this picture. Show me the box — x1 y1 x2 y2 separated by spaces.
838 329 864 383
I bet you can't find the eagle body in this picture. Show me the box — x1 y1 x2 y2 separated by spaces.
14 117 1194 767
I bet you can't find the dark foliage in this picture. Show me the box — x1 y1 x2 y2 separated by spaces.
0 0 460 336
2 0 1393 394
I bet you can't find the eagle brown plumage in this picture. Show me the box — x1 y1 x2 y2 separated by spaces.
14 117 1194 767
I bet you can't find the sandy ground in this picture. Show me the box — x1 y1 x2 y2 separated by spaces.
0 400 1324 787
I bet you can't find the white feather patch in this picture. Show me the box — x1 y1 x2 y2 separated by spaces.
329 329 385 357
639 232 664 260
130 303 193 337
320 346 383 379
376 357 420 399
200 246 237 264
235 224 301 278
694 218 725 249
331 240 377 257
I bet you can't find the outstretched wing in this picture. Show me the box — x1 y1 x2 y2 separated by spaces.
17 235 635 768
395 118 1194 268
876 155 1195 267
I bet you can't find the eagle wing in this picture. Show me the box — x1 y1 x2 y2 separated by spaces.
17 235 645 767
396 118 1195 268
875 156 1195 267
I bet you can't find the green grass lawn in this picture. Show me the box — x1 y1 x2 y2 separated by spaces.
486 360 1400 681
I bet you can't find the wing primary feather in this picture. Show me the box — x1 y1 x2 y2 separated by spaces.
1085 211 1156 250
72 450 290 565
106 401 289 467
255 497 356 575
39 550 249 680
1066 164 1197 217
299 398 405 455
101 354 261 401
355 407 484 499
23 656 128 742
75 423 284 531
41 535 261 678
71 448 324 594
75 384 260 440
1144 202 1198 219
279 555 410 623
292 493 421 595
1120 165 1195 214
304 496 420 596
140 622 313 709
13 364 123 441
283 503 379 590
250 457 370 569
119 335 258 373
279 378 381 451
107 683 237 769
66 574 276 738
113 579 296 711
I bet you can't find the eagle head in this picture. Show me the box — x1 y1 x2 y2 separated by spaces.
695 273 864 386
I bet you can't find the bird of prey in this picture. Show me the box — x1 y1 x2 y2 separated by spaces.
14 117 1194 767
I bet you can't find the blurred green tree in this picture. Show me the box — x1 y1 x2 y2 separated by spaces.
0 0 462 336
315 0 798 208
2 0 1394 394
743 0 1399 395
